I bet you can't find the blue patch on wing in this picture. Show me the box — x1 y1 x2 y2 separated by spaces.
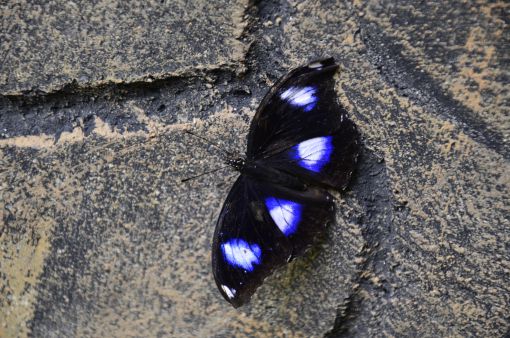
280 86 317 112
221 239 262 272
265 197 302 236
291 136 334 173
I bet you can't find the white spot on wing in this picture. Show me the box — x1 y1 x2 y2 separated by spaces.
308 61 323 69
280 86 317 110
292 136 334 172
265 197 302 236
221 284 236 299
221 239 262 272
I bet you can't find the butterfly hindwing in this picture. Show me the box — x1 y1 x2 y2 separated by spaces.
212 175 335 307
246 58 348 159
212 176 292 308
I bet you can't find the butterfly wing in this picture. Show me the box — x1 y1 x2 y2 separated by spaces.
246 57 347 159
247 57 360 189
258 117 360 190
212 175 335 308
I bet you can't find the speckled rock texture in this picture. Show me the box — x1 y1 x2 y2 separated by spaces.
0 0 248 95
0 1 508 337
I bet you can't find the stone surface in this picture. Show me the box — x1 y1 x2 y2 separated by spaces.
0 0 248 95
1 0 509 337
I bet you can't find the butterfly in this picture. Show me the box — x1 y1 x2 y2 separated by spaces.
211 57 360 308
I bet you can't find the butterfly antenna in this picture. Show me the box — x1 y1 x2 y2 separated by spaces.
183 130 233 159
181 166 229 183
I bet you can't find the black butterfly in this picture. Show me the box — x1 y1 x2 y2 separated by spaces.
211 57 360 308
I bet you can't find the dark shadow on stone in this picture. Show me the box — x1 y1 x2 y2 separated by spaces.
326 145 397 337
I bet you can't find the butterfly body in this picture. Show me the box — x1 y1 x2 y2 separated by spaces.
228 158 309 191
212 58 360 308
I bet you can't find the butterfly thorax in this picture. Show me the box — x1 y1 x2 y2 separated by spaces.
227 157 307 191
225 157 246 171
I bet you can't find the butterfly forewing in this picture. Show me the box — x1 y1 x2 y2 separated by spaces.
246 58 348 159
260 117 360 189
212 176 335 307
